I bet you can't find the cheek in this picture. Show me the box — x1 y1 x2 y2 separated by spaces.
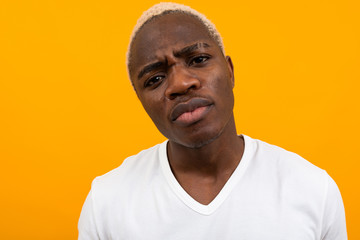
208 72 235 112
141 96 166 125
208 69 233 95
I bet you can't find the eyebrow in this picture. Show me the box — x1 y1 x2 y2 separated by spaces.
138 61 164 80
137 42 211 80
173 42 210 58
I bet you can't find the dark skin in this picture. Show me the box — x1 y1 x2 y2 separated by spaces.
129 13 244 205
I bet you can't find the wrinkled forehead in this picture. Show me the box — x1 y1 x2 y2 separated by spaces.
129 13 216 76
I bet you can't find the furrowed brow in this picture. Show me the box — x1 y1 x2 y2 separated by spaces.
138 61 163 80
174 42 210 58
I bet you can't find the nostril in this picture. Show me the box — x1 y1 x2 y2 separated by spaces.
169 92 179 100
188 84 197 90
165 69 201 99
168 83 198 100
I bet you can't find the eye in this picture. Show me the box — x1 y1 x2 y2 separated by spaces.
189 56 210 66
144 75 165 88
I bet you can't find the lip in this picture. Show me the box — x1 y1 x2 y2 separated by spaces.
170 98 213 125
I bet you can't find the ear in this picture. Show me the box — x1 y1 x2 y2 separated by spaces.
225 56 235 87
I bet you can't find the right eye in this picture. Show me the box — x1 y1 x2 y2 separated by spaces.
144 75 165 88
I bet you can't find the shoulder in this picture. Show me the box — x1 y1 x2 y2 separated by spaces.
247 135 325 177
90 141 166 198
244 135 328 196
243 135 347 238
78 141 168 237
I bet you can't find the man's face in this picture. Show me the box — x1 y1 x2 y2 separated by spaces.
129 13 235 148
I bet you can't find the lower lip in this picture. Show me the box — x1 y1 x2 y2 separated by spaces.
174 105 212 126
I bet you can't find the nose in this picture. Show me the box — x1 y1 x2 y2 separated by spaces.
165 66 201 100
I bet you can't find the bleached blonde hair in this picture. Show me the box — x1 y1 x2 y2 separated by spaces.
126 2 225 80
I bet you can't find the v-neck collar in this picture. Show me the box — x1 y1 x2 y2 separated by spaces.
159 134 254 215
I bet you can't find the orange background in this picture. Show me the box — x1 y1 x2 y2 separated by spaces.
1 0 359 239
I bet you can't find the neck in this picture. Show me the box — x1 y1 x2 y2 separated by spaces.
167 116 244 177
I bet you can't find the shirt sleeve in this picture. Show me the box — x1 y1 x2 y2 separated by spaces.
321 172 347 240
78 188 100 240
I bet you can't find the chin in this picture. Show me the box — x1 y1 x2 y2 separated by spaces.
173 125 224 149
186 136 218 149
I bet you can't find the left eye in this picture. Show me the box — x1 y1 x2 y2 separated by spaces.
189 56 209 66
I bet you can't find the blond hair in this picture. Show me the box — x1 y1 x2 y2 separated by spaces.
126 2 225 80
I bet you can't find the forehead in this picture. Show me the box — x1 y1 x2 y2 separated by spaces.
130 13 216 72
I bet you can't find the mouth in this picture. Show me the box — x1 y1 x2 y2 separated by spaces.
170 98 213 126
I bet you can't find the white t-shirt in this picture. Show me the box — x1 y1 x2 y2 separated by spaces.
78 135 347 240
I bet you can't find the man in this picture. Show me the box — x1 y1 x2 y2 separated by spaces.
78 3 347 239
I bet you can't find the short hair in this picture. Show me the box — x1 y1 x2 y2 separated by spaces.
126 2 225 81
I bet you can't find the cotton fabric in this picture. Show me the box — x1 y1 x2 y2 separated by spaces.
78 135 347 240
